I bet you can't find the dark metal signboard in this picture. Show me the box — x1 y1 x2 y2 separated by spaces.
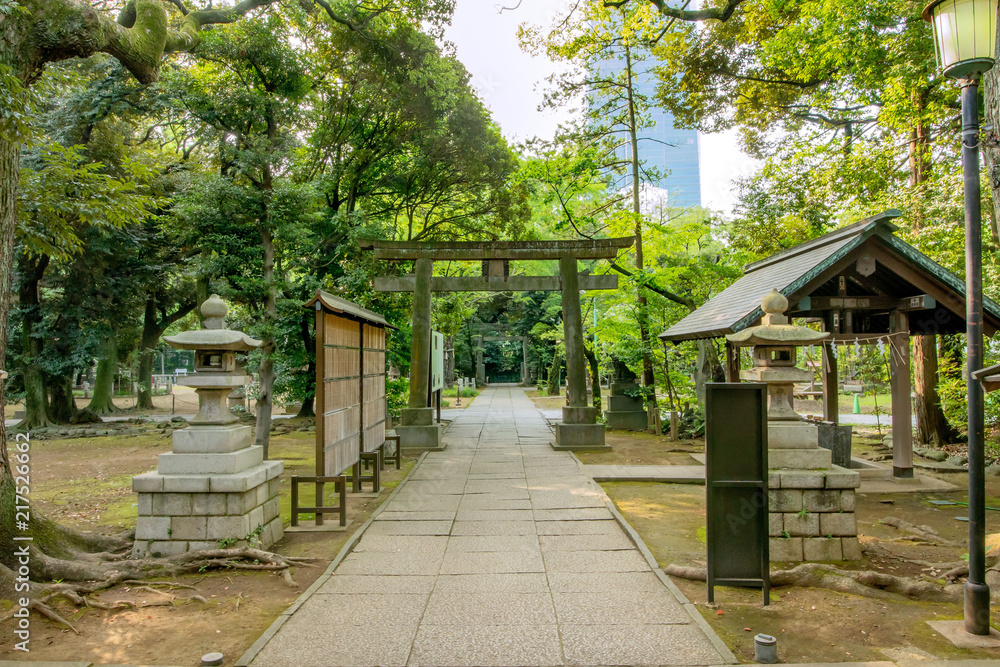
705 382 770 605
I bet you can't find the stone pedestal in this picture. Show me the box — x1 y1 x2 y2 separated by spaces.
397 406 444 450
553 406 609 451
603 382 648 430
765 421 861 562
133 423 283 557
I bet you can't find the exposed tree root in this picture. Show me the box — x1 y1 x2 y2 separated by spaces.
663 563 964 602
880 516 958 546
0 545 318 631
28 600 79 634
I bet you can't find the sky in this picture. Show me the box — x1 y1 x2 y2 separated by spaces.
442 0 759 216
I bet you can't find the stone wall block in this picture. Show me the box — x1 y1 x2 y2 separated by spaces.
152 493 192 516
249 506 265 535
133 472 163 493
149 541 190 557
207 515 251 541
136 516 170 541
819 512 857 536
782 512 820 536
841 537 863 560
803 489 841 513
138 493 152 516
192 493 227 516
840 489 856 512
803 537 843 561
171 516 208 541
188 541 220 551
824 469 861 489
769 512 783 537
264 497 280 524
161 475 211 493
769 537 803 561
778 471 824 489
768 489 803 513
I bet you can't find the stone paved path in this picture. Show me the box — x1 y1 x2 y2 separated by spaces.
248 386 730 667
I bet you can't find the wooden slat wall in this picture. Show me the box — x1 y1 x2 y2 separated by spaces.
362 324 386 453
316 310 388 476
323 313 362 476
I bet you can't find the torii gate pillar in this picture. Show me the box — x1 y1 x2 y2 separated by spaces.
474 336 486 385
396 258 444 450
554 255 608 450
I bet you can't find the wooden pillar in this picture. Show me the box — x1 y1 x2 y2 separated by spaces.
890 310 913 478
314 301 326 525
822 342 838 425
724 341 740 383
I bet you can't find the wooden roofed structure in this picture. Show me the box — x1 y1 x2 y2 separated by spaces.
660 210 1000 478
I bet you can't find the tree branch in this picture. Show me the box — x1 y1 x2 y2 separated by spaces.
605 0 745 22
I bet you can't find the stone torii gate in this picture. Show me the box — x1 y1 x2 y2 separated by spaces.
472 331 531 385
360 237 633 451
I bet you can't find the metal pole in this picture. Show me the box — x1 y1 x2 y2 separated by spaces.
961 76 989 636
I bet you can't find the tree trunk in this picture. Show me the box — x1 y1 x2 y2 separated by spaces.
137 348 155 410
984 47 1000 232
694 340 718 407
295 309 315 419
16 253 51 430
136 297 160 410
445 334 456 386
87 334 120 416
47 374 78 423
547 346 563 397
253 225 277 458
623 44 658 405
0 133 25 558
908 106 961 446
583 342 601 411
913 335 960 445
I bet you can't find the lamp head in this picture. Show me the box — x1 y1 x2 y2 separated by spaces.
923 0 998 79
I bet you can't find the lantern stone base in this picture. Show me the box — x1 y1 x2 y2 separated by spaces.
131 423 283 557
767 465 861 561
603 384 648 430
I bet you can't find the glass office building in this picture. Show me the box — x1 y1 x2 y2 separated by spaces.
595 58 702 209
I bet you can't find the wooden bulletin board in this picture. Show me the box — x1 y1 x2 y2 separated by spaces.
308 291 391 478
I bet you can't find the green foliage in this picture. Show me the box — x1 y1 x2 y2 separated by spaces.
386 378 408 420
18 143 159 260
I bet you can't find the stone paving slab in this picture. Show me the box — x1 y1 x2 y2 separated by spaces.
408 624 563 667
247 385 731 667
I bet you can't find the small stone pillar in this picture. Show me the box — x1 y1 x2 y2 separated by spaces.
728 290 861 562
132 295 283 557
475 336 486 385
397 258 443 450
604 360 648 430
554 255 608 450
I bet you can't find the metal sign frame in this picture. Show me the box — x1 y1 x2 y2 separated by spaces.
705 382 770 605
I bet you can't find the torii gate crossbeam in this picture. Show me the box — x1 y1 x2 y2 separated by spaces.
360 237 634 452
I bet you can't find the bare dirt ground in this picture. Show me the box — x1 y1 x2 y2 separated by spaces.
606 472 1000 663
0 424 414 666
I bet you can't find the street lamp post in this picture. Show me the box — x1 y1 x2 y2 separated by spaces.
924 0 999 636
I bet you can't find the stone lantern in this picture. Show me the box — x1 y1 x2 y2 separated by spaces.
726 289 861 562
132 295 284 557
727 289 828 423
